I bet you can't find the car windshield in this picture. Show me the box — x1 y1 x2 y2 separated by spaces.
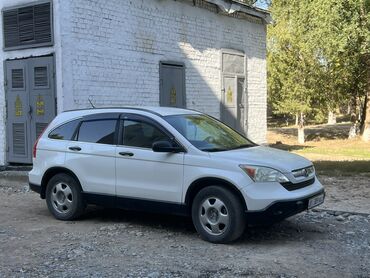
164 114 256 152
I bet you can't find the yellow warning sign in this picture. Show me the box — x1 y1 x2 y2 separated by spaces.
226 86 233 104
36 95 45 116
15 95 22 117
170 87 177 106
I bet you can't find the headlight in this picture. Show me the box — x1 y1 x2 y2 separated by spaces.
240 165 290 183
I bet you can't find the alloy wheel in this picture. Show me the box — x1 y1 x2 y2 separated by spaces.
51 182 73 214
199 197 230 235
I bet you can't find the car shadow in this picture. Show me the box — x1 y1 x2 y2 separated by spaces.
270 123 351 142
81 206 196 234
79 206 328 244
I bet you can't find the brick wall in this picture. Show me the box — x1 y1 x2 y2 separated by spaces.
0 0 267 165
60 0 267 143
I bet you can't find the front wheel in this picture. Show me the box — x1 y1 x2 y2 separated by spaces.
45 173 85 220
191 186 246 243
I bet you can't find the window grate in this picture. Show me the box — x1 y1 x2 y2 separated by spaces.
3 2 52 50
11 69 24 89
13 123 26 155
34 66 48 87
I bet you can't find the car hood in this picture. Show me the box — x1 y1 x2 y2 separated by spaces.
209 146 312 173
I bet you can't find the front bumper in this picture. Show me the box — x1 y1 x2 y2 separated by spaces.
240 175 324 211
245 190 325 224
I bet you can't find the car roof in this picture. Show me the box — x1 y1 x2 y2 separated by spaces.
62 106 202 117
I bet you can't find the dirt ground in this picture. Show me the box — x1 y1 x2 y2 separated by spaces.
1 174 370 278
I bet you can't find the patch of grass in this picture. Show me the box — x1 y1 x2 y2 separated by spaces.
313 160 370 176
268 123 370 174
294 140 370 160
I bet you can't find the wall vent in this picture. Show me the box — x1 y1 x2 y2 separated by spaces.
34 66 48 87
11 69 24 89
3 2 53 50
12 123 26 155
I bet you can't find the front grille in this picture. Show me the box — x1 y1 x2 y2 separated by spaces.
292 166 315 178
280 177 315 191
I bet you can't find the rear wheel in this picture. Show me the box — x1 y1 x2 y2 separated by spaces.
191 186 246 243
46 173 85 220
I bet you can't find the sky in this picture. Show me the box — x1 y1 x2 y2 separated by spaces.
254 0 269 10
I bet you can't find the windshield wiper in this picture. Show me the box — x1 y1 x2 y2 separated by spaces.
201 148 227 152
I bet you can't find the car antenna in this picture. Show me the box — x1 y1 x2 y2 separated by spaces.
88 98 96 108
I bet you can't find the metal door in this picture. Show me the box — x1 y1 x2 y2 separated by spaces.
159 62 186 108
5 60 30 163
220 51 246 134
5 56 55 164
221 76 245 133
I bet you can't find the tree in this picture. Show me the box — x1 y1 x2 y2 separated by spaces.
310 0 369 139
359 1 370 141
267 0 370 142
268 1 324 143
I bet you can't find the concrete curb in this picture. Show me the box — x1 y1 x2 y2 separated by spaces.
312 208 370 217
0 171 29 187
0 166 32 172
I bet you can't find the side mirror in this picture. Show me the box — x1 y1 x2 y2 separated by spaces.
152 140 183 153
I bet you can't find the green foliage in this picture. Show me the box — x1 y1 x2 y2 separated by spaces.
268 0 370 121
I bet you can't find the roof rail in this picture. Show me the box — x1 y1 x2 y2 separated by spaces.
63 107 164 117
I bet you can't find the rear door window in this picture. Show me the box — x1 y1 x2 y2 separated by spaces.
77 120 117 144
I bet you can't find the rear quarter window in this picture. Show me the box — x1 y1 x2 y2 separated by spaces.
48 119 80 140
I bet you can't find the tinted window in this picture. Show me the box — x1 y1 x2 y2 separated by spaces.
123 120 169 148
78 120 116 144
49 120 80 140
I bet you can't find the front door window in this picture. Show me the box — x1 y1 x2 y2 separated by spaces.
122 120 169 149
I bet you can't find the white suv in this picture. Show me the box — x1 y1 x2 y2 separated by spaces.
29 107 325 243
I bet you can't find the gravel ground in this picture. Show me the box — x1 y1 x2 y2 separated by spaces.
319 175 370 214
0 174 369 277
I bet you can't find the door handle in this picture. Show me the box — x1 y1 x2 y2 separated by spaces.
119 151 134 157
29 105 33 120
69 146 81 151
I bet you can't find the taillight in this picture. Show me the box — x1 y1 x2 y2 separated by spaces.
33 124 49 158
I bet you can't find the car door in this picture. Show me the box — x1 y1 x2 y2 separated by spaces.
65 113 119 196
115 114 184 203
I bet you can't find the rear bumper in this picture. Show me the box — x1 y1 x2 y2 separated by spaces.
29 183 42 194
246 190 325 224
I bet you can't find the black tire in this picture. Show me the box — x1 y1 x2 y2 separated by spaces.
191 186 246 243
45 173 85 220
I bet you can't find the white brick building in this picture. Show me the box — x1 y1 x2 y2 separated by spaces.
0 0 270 165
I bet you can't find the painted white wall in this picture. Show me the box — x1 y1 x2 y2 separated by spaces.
0 0 267 165
59 0 267 143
